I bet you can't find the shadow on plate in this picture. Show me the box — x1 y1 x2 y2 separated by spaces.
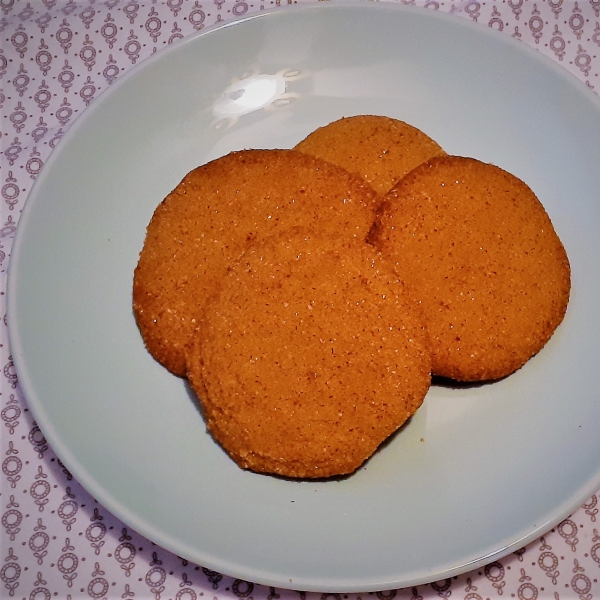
431 374 506 389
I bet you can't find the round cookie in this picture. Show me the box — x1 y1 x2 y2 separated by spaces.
294 115 446 195
368 156 571 381
133 149 381 376
186 230 431 479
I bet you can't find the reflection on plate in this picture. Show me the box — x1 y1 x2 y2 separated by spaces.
8 2 600 592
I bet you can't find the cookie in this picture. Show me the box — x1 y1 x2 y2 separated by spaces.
368 156 571 381
186 229 431 478
294 115 446 195
133 149 381 376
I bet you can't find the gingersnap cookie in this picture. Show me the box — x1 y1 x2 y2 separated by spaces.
294 115 446 195
133 149 381 376
186 229 431 478
368 156 571 382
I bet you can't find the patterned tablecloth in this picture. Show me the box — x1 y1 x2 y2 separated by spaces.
1 0 600 598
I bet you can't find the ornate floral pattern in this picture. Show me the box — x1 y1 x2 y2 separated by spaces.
1 0 600 598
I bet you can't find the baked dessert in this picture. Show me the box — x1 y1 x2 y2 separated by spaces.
295 115 446 195
186 229 432 478
133 149 381 376
368 156 571 381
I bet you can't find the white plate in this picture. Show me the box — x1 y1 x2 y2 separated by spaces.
8 1 600 592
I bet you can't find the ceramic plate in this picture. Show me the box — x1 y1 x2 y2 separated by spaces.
8 2 600 592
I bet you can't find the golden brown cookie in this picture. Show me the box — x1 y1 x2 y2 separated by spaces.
133 149 381 376
294 115 446 195
368 156 571 381
186 230 431 479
